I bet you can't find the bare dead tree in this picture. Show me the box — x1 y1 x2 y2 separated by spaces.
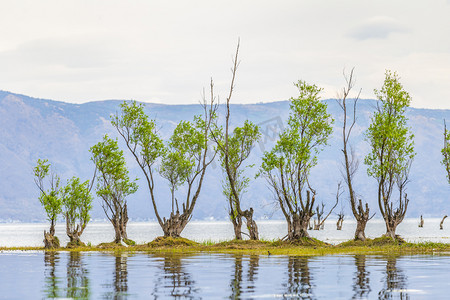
337 210 345 230
440 215 448 230
418 215 424 228
336 68 374 241
313 183 340 230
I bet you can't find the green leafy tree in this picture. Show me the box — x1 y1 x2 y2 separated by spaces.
364 70 415 239
34 158 62 248
61 177 93 246
210 41 261 240
218 121 261 240
442 120 450 183
112 101 217 237
90 135 138 244
259 81 334 240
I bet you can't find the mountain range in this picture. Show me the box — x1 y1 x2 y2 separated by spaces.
1 90 449 222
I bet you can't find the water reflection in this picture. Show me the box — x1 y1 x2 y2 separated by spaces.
378 256 409 300
43 251 60 298
151 253 199 299
352 255 371 299
29 252 446 299
67 252 90 299
43 251 90 299
104 253 129 299
283 257 315 299
229 255 260 298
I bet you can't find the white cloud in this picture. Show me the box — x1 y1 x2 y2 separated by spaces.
348 16 410 40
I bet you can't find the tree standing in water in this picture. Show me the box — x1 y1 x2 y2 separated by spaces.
112 99 217 238
61 177 93 246
337 69 373 241
259 81 334 240
90 135 138 244
212 41 261 240
34 159 62 248
365 70 415 239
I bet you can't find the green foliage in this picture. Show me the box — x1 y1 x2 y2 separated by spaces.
441 121 450 184
90 135 138 205
111 101 165 168
218 121 260 215
161 119 204 187
34 159 62 224
259 80 334 197
364 70 415 188
61 177 93 232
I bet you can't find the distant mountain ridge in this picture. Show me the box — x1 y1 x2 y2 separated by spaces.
1 90 449 222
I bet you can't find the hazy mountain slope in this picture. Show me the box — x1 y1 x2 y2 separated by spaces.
0 90 449 222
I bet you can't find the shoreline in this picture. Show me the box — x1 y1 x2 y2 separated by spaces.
2 237 450 256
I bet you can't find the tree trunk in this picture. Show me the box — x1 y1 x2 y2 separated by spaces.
232 216 243 240
43 230 60 249
242 208 259 240
336 218 344 230
354 219 368 241
384 218 399 240
161 211 190 238
287 214 310 240
440 215 447 230
418 215 424 228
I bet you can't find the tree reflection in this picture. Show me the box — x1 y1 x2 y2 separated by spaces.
112 253 128 299
283 256 315 299
151 253 199 299
229 254 260 299
378 256 409 300
66 251 90 299
352 255 371 299
44 251 61 298
44 251 90 299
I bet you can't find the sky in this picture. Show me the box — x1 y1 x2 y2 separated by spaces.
0 0 449 109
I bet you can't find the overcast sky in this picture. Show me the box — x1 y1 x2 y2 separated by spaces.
1 0 449 108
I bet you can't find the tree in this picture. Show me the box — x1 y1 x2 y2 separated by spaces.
90 135 138 244
111 100 217 237
218 120 261 240
441 120 450 182
61 177 93 246
34 159 62 248
336 69 373 241
364 70 415 239
259 81 334 240
211 41 261 240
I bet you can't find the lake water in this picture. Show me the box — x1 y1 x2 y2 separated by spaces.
0 251 450 299
0 218 449 247
2 219 450 299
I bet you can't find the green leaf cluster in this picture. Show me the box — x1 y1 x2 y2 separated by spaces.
441 122 450 184
90 135 138 202
260 81 334 190
219 120 260 205
112 101 165 168
61 177 93 231
34 159 62 223
364 71 415 182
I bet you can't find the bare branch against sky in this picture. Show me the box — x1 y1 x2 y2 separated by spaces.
0 0 449 109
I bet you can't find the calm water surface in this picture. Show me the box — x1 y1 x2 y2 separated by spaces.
1 218 450 247
0 252 449 299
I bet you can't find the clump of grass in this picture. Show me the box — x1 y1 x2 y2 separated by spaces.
338 236 405 247
66 240 86 249
271 237 328 247
212 239 271 249
146 236 199 248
